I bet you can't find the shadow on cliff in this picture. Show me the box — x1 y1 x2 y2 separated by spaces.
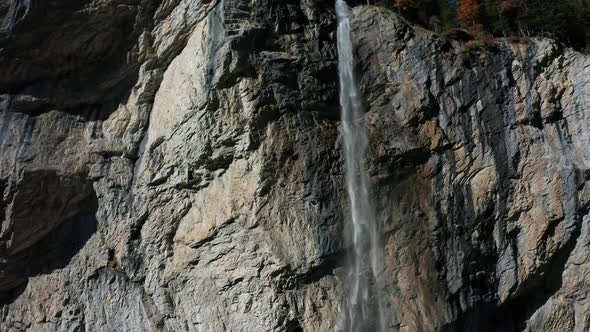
0 183 98 305
442 42 584 332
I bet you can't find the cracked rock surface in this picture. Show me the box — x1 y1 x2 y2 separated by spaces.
1 1 589 331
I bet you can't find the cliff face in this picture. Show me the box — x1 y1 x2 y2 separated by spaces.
1 1 589 331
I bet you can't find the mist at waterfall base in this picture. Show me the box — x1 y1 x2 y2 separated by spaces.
336 0 388 331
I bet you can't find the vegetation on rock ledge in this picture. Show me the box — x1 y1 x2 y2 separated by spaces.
369 0 590 51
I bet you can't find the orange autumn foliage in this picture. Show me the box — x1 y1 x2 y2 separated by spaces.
457 0 480 27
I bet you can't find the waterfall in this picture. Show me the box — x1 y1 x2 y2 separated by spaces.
336 1 387 331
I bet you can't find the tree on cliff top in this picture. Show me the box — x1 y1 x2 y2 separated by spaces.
498 0 524 14
388 0 589 51
457 0 480 29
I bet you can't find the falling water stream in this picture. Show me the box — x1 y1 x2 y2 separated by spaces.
336 0 387 331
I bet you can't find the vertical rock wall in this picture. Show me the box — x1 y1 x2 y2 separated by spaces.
0 1 589 331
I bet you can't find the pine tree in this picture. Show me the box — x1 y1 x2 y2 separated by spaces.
437 0 458 32
517 0 589 49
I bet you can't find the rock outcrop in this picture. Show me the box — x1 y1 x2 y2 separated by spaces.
1 1 589 331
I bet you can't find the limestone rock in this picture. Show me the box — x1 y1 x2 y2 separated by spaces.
0 1 589 331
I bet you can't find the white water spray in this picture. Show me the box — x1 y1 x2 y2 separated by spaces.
336 1 387 331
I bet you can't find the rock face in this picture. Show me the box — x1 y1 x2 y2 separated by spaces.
1 1 589 331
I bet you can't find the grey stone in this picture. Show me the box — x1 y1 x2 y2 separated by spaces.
0 1 589 331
